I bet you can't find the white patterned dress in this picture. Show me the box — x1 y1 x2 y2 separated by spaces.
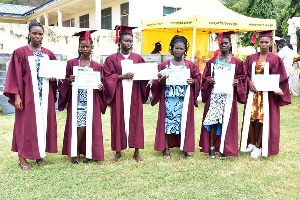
77 66 88 127
203 59 231 135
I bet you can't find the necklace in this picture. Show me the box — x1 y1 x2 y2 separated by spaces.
79 56 91 67
218 54 231 63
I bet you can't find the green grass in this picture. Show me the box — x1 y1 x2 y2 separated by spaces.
0 92 299 199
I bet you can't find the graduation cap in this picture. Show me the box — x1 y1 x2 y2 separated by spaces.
114 25 137 44
217 31 234 45
251 30 273 44
73 30 97 44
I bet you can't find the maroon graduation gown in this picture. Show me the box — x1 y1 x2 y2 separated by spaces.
199 57 246 157
4 45 57 159
241 53 291 156
58 59 106 161
102 53 149 151
151 59 201 152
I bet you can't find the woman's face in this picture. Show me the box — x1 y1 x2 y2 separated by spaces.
29 26 43 45
120 34 133 51
259 37 272 52
173 42 185 59
219 38 231 53
79 40 93 56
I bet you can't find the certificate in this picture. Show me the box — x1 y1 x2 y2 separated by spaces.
132 63 157 80
121 61 158 80
39 60 67 79
253 74 280 91
76 71 101 89
166 69 190 85
214 68 235 94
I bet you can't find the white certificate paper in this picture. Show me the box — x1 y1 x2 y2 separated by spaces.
254 74 280 91
132 63 157 80
166 69 190 85
122 61 158 80
39 60 67 79
76 71 101 89
214 69 235 94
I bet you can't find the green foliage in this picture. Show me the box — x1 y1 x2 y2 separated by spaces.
0 0 48 6
240 0 277 48
226 0 291 48
225 0 248 15
0 0 13 3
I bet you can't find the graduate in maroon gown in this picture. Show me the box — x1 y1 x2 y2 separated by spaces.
102 25 149 163
4 21 57 170
240 30 291 158
151 35 201 158
58 30 106 163
199 32 246 159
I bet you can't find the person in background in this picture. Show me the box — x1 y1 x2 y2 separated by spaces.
58 30 106 164
151 35 201 158
151 41 162 54
275 39 294 79
199 31 246 160
103 25 149 163
240 30 291 158
4 21 58 170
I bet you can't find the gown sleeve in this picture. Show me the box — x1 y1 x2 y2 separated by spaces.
102 56 119 105
201 60 213 103
4 50 23 106
58 61 73 111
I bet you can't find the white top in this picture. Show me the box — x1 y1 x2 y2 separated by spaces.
278 46 294 78
121 52 130 59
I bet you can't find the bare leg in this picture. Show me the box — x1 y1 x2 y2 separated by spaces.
209 125 217 158
133 148 143 162
163 134 170 158
72 126 86 163
248 121 256 145
209 125 217 147
256 123 263 148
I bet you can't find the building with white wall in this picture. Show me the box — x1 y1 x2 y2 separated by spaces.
0 0 192 58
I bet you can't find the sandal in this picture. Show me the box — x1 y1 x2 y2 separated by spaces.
72 159 79 164
83 158 91 164
163 148 170 158
184 152 192 159
36 159 46 166
18 160 32 171
209 146 216 159
219 152 226 160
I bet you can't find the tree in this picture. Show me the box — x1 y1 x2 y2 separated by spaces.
0 0 48 6
239 0 277 48
225 0 248 15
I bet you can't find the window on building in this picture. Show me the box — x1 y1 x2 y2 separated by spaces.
120 2 129 26
79 14 89 28
101 7 112 30
62 18 75 27
163 6 181 16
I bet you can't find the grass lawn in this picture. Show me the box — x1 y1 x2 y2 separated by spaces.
0 93 299 199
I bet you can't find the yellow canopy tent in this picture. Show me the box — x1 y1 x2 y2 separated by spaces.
141 0 276 60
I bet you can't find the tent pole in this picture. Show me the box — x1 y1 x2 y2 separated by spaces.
191 27 196 62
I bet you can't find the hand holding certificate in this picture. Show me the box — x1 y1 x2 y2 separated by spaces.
76 71 101 89
121 60 158 80
253 74 280 91
166 68 190 85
